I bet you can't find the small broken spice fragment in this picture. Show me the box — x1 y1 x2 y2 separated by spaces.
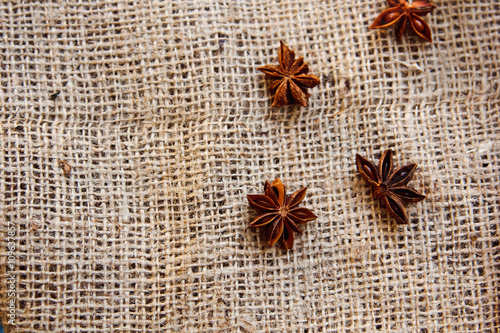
356 149 426 224
258 41 320 107
59 160 71 176
369 0 436 43
49 91 61 101
247 178 317 249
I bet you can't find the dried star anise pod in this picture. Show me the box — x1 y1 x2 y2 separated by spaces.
247 178 317 249
369 0 436 43
258 41 320 107
356 149 426 224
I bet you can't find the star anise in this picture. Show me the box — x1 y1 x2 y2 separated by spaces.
356 149 426 224
369 0 436 43
247 178 317 249
258 41 320 107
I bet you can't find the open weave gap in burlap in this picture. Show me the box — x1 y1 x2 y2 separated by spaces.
0 0 499 332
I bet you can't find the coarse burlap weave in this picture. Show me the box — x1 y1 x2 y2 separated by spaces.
0 0 499 332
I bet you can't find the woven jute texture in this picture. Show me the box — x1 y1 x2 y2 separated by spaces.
1 0 499 332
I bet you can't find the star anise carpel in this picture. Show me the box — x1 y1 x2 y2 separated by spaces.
370 0 436 43
258 41 320 107
356 149 426 224
247 178 317 249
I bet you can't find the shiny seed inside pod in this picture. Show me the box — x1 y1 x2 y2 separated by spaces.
412 17 426 32
383 11 401 24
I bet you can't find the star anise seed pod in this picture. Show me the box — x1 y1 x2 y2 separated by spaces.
369 0 436 43
258 41 321 107
247 178 317 249
356 149 426 224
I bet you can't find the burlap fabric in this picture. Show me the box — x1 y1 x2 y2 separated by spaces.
1 0 499 332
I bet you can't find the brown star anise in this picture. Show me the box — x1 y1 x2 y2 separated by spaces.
356 149 426 224
369 0 436 43
258 41 320 107
247 178 317 249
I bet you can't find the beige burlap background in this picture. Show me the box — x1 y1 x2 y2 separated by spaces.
1 0 499 332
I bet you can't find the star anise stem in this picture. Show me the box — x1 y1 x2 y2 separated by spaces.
247 178 317 249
